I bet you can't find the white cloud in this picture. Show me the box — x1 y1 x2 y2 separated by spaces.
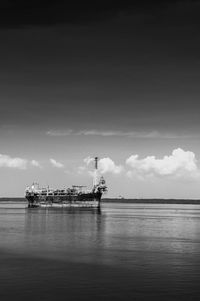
99 158 123 174
77 165 87 174
46 130 73 136
126 148 200 179
83 156 94 165
83 156 123 175
46 129 190 139
31 160 42 168
0 154 27 169
50 158 64 168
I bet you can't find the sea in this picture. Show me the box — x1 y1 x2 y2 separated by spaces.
0 200 200 301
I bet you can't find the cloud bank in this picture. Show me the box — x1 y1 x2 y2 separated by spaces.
1 148 199 183
82 149 200 180
126 148 200 179
50 158 64 168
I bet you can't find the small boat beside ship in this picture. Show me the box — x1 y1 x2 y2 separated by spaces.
25 157 107 208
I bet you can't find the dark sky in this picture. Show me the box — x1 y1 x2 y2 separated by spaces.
0 0 200 135
1 1 200 197
0 1 185 27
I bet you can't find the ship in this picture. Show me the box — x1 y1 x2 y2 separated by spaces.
25 157 107 208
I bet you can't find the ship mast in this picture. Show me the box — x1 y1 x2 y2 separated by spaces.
93 157 99 187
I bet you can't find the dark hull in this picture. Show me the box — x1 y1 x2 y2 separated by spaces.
26 192 102 208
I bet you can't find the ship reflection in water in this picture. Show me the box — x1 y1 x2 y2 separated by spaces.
1 202 200 300
24 207 104 263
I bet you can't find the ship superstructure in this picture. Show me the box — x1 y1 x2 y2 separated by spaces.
25 157 107 208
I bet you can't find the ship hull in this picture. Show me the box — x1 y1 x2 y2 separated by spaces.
26 192 102 208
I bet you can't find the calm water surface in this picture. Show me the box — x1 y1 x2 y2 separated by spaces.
0 201 200 300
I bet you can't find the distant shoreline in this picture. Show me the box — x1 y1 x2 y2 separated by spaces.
0 198 26 202
0 197 200 204
102 198 200 204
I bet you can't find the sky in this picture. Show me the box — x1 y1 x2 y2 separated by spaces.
1 0 200 198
